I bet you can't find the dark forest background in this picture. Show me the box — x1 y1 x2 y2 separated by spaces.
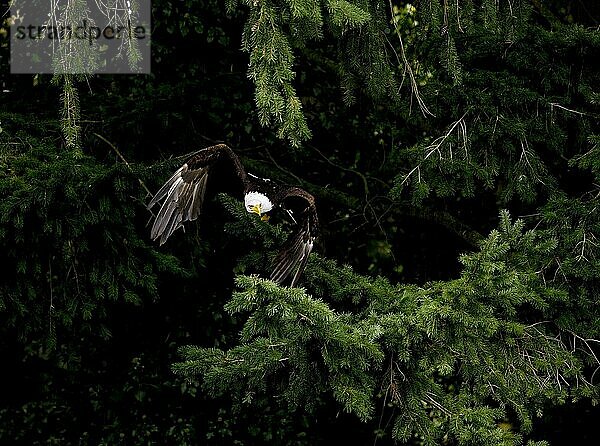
1 0 600 444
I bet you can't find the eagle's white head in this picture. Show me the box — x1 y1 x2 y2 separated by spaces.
244 192 273 220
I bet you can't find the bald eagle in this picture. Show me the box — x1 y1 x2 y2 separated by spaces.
147 144 318 287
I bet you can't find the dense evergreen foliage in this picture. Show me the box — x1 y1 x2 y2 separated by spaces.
1 0 599 444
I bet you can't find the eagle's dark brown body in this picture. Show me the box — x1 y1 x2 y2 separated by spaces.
147 144 318 287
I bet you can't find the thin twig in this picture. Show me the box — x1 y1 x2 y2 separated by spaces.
387 0 434 117
93 132 152 196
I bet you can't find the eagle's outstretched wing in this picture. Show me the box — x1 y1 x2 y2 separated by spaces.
148 144 247 245
270 187 318 287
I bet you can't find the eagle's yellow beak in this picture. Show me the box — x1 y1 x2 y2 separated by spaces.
250 204 270 221
250 204 262 215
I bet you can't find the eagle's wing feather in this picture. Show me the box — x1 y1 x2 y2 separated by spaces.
148 144 247 245
270 188 318 287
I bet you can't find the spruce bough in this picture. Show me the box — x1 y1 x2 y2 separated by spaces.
174 202 599 445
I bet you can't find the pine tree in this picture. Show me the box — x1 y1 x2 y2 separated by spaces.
173 198 599 445
170 0 600 443
0 113 185 346
2 0 599 444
